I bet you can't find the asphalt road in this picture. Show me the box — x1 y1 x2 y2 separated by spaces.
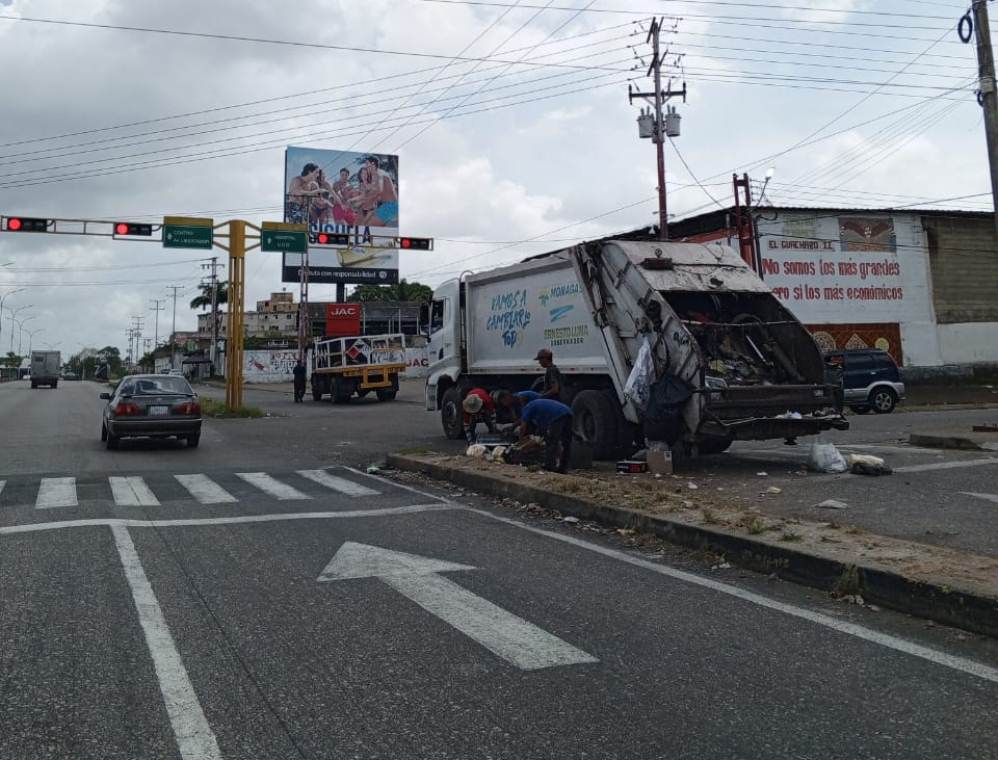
3 378 998 759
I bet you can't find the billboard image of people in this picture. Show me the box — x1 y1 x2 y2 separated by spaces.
283 146 399 285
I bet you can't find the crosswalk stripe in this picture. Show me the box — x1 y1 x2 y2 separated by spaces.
175 474 237 504
297 469 380 497
236 472 311 501
36 477 78 509
109 476 160 507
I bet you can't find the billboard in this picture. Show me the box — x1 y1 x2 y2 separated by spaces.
325 303 362 337
283 146 399 285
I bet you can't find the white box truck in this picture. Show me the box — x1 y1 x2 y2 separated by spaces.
30 350 61 389
424 238 846 461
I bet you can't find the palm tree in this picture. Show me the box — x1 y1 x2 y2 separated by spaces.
189 282 229 311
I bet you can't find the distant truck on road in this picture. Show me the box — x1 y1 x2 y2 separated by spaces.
309 333 405 403
424 238 847 461
30 350 61 389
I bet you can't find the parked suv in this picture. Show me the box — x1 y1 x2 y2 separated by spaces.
825 349 905 414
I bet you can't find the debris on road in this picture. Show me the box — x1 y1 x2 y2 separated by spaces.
466 443 488 459
763 486 783 495
807 442 848 474
845 453 893 476
756 471 769 477
817 499 849 510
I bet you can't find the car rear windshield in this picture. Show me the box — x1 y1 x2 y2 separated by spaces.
121 377 194 396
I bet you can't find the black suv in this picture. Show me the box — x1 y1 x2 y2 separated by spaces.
825 349 905 414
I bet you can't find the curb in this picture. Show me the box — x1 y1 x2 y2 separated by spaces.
909 433 998 451
388 453 998 639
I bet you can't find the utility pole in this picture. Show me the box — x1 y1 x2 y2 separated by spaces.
149 299 165 348
130 315 144 368
202 258 221 375
165 285 183 370
970 1 998 230
629 18 686 242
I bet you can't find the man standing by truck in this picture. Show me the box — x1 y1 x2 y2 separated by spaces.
535 348 564 402
292 360 307 403
518 398 573 473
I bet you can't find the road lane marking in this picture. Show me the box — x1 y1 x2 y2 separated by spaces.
319 542 596 670
465 507 998 686
174 474 237 504
961 492 998 505
343 466 452 503
109 476 160 507
236 472 311 500
297 469 379 497
111 525 221 760
0 481 5 498
894 458 998 473
35 477 77 509
0 503 456 535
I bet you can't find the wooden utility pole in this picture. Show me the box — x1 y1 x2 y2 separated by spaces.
968 1 998 229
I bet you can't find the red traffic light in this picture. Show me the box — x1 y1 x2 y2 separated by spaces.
5 217 48 233
314 232 350 246
114 222 153 237
398 237 432 250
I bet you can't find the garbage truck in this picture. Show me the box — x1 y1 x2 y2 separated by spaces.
424 237 847 461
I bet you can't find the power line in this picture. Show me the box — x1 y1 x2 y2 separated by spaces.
0 75 627 190
0 32 636 163
0 19 637 149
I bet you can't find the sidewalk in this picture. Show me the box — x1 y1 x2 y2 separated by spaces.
904 384 998 409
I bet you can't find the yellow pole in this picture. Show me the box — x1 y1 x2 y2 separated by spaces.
225 220 246 411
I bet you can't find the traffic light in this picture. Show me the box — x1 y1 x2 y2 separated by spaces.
114 222 153 237
315 232 351 246
4 217 48 233
398 237 432 250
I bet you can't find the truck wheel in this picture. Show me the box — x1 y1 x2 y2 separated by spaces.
311 386 323 401
870 387 897 414
357 389 371 398
376 389 397 402
332 377 353 404
441 387 465 440
697 437 733 455
51 381 57 389
572 390 621 460
30 382 37 389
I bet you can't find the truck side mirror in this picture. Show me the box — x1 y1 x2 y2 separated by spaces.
99 392 111 400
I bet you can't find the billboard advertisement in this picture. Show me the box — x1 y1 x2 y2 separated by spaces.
325 303 362 337
282 146 399 285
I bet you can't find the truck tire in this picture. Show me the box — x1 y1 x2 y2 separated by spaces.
332 376 353 404
51 381 58 389
30 382 37 389
441 387 465 440
311 375 327 401
376 389 397 402
572 390 622 460
697 437 733 455
312 387 323 401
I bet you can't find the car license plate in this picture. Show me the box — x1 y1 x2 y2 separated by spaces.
149 405 169 416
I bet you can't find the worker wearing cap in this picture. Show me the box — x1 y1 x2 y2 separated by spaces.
462 387 497 443
518 398 574 473
535 348 564 402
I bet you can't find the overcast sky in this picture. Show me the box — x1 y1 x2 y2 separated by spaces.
0 0 990 359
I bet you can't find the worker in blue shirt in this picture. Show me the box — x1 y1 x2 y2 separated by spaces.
518 398 574 473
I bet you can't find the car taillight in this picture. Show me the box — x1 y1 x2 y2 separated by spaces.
114 402 140 416
176 401 201 415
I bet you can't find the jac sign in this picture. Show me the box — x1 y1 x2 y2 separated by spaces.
325 303 362 337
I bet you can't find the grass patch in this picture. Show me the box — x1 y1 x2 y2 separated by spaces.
701 508 719 525
746 517 767 535
832 565 862 598
200 397 264 418
779 531 802 542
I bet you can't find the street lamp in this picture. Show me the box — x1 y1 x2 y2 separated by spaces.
13 314 36 355
0 288 25 354
26 328 44 356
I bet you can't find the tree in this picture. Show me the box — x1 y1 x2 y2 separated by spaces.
189 282 229 312
3 351 21 368
348 279 433 304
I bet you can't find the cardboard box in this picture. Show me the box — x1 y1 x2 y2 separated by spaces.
646 449 673 475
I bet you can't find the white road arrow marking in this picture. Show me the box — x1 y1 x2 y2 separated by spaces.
960 491 998 504
318 542 597 671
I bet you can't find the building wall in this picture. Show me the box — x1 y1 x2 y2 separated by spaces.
924 216 998 323
754 211 942 366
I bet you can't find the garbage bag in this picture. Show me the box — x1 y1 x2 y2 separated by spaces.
807 442 848 473
623 336 655 411
643 375 693 445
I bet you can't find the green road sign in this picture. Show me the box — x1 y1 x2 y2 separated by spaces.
261 221 307 254
163 216 213 250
